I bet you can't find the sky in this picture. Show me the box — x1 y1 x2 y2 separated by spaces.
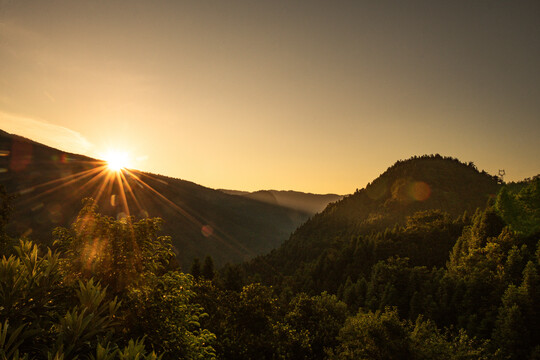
1 0 539 194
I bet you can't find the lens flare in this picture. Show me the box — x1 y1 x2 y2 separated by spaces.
409 181 431 201
201 224 214 237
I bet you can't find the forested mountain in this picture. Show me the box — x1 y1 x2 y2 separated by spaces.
212 156 538 359
1 147 539 359
245 155 501 282
0 129 311 267
219 189 343 215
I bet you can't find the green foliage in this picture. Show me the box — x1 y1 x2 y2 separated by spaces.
0 320 31 360
241 202 538 358
53 198 174 292
4 160 540 359
125 272 216 359
54 280 120 357
493 260 540 359
0 185 16 256
496 178 540 237
0 239 164 359
330 308 488 360
192 281 312 359
116 339 163 360
340 276 367 311
247 205 466 297
444 209 539 338
0 240 63 338
363 257 442 321
410 318 490 360
1 200 221 359
202 256 215 281
284 292 348 359
190 258 201 280
219 264 244 292
86 339 163 360
405 209 450 231
330 308 413 360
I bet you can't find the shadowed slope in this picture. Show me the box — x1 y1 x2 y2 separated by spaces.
0 129 309 267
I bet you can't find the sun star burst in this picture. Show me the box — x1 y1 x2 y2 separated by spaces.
104 150 129 172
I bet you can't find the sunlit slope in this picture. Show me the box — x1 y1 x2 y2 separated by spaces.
253 155 501 275
0 129 310 267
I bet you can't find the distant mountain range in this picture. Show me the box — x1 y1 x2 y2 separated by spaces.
219 189 342 215
0 129 338 267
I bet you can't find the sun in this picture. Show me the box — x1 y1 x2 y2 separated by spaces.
103 150 130 171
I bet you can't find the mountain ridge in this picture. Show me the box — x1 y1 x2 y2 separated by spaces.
244 155 502 284
0 129 315 267
219 189 343 215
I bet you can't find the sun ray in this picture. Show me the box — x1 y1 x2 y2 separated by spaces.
118 170 144 216
10 149 264 263
18 165 103 193
114 169 130 217
88 168 116 204
75 168 115 201
129 169 255 257
20 165 108 204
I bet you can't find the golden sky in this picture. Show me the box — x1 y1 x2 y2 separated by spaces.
1 1 539 194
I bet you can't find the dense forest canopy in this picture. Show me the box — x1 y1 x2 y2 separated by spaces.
1 155 539 359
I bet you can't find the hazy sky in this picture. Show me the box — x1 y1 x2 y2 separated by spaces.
1 0 539 194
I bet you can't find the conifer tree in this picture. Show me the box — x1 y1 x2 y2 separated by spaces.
202 255 215 280
191 258 201 280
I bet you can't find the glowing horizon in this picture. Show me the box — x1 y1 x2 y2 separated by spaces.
1 1 539 194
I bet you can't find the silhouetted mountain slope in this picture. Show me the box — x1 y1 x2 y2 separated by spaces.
0 129 310 267
219 189 342 215
246 155 501 280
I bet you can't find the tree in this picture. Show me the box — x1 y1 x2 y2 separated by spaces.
202 256 215 281
0 239 162 359
125 272 216 359
330 308 488 360
190 258 201 280
496 179 540 237
220 264 244 292
0 185 14 236
53 198 174 292
330 308 412 360
0 185 16 256
492 286 530 360
285 292 348 359
410 317 489 360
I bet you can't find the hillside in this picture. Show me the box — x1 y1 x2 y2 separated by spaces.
0 129 310 267
219 189 342 215
245 155 502 286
